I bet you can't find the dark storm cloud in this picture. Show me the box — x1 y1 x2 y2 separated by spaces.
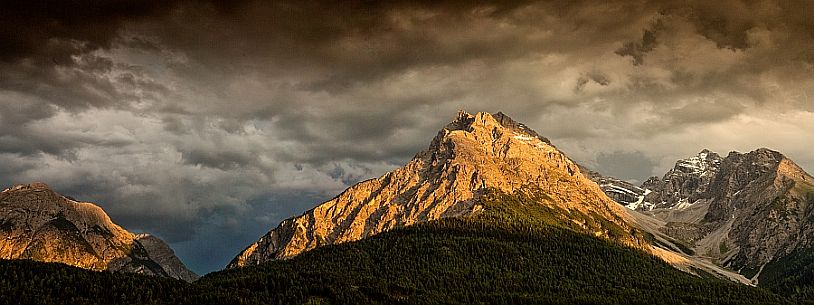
139 0 656 95
615 20 660 65
0 0 168 62
660 1 813 52
616 0 814 66
0 0 249 62
1 0 813 274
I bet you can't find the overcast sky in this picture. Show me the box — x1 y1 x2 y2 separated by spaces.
2 0 813 274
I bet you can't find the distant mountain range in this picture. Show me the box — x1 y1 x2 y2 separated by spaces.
587 147 814 288
2 111 813 304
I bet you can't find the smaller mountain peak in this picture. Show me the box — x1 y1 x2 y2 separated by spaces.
751 147 784 158
716 148 803 181
672 150 722 175
723 148 783 158
0 181 198 281
744 148 802 174
725 148 786 164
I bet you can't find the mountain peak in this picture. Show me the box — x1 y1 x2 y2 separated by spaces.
635 150 724 210
674 150 722 176
628 147 814 275
718 148 789 177
439 111 550 146
0 182 198 281
740 148 812 184
749 147 786 161
230 110 642 268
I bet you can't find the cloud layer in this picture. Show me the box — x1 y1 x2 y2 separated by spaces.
1 0 813 273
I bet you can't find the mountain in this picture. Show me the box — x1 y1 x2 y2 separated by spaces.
592 148 814 292
643 150 814 274
585 150 723 213
229 111 649 268
0 182 198 282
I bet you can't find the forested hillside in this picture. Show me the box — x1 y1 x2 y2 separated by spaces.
0 190 794 304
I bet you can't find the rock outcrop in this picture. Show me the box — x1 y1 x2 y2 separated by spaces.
642 149 723 211
0 182 198 282
229 111 647 268
693 149 814 276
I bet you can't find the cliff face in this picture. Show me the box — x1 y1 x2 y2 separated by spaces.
596 148 814 282
641 150 723 211
229 111 645 268
701 150 814 274
0 182 197 282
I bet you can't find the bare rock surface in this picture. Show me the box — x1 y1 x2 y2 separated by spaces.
0 182 198 281
229 111 648 268
593 148 814 283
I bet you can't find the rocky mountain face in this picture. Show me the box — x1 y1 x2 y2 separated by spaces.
593 148 814 283
642 149 723 211
229 111 648 268
692 149 814 278
0 182 197 282
586 150 724 213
